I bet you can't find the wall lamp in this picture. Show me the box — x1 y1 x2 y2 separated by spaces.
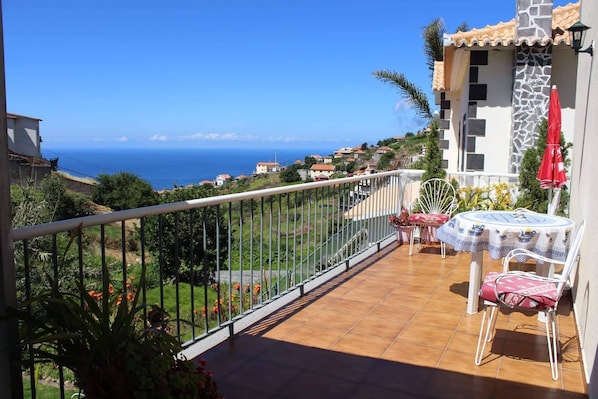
567 21 594 56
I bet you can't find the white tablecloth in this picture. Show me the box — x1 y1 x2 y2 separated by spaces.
437 210 575 261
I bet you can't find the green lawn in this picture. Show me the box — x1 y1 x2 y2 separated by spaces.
22 377 80 399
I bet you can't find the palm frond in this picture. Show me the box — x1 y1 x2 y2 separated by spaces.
372 70 432 120
455 22 469 33
422 18 445 72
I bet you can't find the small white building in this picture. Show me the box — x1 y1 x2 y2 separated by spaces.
214 174 232 187
254 161 280 174
7 113 43 157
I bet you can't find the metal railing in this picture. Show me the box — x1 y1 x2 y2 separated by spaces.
10 169 519 398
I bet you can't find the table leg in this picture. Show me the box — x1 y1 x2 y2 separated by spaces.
467 251 484 314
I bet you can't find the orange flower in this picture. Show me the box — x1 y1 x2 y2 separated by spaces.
201 306 207 316
233 282 240 291
126 292 134 302
254 284 261 294
108 284 115 295
129 275 135 281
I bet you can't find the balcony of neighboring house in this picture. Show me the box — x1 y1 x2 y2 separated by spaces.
8 170 588 398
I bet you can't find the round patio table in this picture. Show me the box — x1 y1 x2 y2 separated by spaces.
436 210 575 314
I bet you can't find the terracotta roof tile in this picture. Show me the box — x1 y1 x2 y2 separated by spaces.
433 61 445 92
445 2 579 48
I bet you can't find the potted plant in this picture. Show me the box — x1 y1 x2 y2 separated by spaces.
15 260 223 399
389 207 412 245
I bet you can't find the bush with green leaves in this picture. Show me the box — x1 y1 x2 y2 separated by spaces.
142 184 228 284
40 174 95 220
92 171 159 211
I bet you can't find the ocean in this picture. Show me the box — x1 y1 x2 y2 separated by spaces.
42 147 335 191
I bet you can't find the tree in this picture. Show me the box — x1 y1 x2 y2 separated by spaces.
304 156 317 168
373 18 467 121
515 119 571 214
377 151 395 171
92 172 158 211
421 121 446 182
280 164 302 183
142 184 229 284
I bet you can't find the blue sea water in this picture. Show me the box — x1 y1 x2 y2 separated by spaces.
42 147 335 191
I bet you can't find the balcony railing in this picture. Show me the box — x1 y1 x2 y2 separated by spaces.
9 169 518 398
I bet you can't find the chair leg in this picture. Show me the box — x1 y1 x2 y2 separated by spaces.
544 311 560 380
475 305 497 365
440 241 446 258
409 226 415 256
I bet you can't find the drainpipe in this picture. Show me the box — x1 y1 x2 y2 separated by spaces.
0 1 24 397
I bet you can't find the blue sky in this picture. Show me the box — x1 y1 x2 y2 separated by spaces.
3 0 572 149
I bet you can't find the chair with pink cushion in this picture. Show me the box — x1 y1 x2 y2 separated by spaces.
407 178 457 258
474 221 585 380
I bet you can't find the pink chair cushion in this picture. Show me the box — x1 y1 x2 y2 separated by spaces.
479 272 558 310
408 213 450 225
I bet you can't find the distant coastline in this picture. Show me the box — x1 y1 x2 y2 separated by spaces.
43 147 336 191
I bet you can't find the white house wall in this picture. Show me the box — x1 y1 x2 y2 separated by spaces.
570 0 598 393
7 116 41 157
551 45 578 149
473 49 514 174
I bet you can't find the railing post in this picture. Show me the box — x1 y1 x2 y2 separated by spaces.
0 2 24 397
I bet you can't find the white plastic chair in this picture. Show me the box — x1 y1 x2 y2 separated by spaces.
408 178 457 258
474 221 585 380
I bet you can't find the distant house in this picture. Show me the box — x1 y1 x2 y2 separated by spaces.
214 174 232 187
433 1 579 173
309 164 335 181
254 161 280 174
333 147 353 159
7 113 43 158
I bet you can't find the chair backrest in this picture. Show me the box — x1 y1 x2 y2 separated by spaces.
556 220 585 297
418 178 457 215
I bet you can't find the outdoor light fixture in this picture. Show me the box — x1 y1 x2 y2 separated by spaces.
567 21 594 56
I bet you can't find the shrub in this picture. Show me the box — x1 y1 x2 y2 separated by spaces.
92 172 159 211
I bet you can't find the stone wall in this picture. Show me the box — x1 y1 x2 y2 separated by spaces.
510 0 554 173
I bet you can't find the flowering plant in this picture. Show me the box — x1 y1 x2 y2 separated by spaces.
389 208 411 227
16 262 222 398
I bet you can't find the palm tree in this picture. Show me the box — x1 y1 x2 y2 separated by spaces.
373 18 468 121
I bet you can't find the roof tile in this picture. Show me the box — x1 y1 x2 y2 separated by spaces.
446 2 579 48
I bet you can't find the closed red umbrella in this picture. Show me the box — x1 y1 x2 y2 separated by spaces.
537 85 567 190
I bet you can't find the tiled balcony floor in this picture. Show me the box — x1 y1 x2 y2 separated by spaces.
199 243 588 398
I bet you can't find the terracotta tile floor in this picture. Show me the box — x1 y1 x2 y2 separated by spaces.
199 243 588 399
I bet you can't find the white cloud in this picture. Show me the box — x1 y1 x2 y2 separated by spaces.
117 136 128 142
393 98 411 112
149 134 170 141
